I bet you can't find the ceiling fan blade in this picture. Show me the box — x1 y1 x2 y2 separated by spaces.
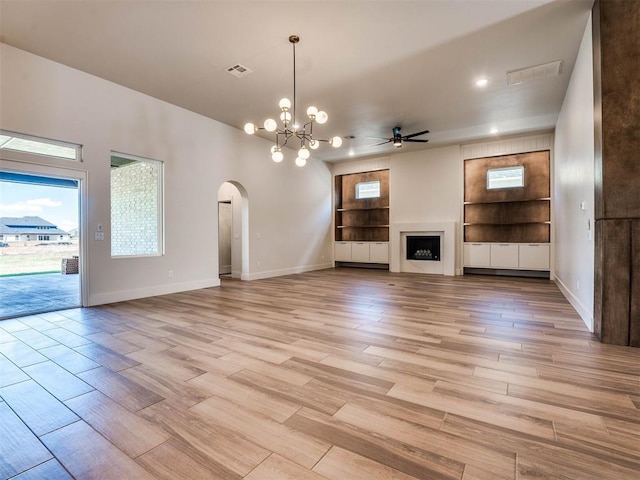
404 139 430 143
366 136 392 140
372 139 392 146
403 129 430 139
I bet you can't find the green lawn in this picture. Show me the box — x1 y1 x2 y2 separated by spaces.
0 244 79 276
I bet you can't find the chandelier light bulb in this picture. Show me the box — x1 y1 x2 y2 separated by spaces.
264 118 277 132
315 111 328 124
306 106 318 119
295 156 307 167
244 123 257 135
309 139 320 150
330 136 343 148
280 111 292 123
272 148 284 163
279 98 291 110
298 146 310 160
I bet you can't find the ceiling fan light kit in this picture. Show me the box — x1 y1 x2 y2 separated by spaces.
244 35 342 167
373 126 430 148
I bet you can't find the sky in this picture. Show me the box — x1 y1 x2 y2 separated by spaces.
0 181 79 233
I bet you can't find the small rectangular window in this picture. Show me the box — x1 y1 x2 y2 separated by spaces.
355 181 381 199
111 152 163 257
0 130 81 161
487 166 524 190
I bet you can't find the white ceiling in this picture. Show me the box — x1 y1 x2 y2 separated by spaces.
0 0 593 163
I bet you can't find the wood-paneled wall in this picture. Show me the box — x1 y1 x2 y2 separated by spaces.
464 151 550 243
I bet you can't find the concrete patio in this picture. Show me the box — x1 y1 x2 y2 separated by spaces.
0 272 80 319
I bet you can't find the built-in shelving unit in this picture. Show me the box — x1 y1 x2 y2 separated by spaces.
335 170 389 242
463 151 551 275
463 151 550 243
334 169 390 266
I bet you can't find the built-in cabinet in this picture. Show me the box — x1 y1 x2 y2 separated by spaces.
464 243 550 270
334 169 390 265
335 241 389 264
463 151 551 275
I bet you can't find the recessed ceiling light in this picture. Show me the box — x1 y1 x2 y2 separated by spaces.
348 149 355 156
490 127 498 134
475 77 489 88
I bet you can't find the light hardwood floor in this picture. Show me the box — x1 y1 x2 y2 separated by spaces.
1 268 639 479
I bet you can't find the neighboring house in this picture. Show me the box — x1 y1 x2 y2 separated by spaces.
0 216 71 242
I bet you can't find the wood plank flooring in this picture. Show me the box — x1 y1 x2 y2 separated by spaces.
1 268 639 479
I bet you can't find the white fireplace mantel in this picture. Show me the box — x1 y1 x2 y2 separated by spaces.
390 222 456 275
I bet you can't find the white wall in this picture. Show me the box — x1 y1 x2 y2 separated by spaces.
553 15 595 330
333 146 463 273
0 43 333 305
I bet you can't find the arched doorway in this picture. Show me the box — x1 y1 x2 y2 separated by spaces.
217 181 249 279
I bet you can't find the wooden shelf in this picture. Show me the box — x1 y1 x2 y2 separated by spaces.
337 206 389 212
337 225 390 228
463 221 551 226
463 198 551 205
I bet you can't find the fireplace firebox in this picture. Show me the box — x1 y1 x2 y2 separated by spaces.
406 235 440 261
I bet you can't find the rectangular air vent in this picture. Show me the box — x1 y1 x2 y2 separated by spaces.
226 63 252 78
507 60 562 86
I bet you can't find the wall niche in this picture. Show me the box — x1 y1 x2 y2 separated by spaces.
335 169 389 242
464 151 550 243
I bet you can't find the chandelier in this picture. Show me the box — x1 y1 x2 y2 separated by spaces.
243 35 342 167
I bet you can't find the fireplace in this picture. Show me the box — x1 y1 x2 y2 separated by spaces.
391 222 455 275
406 235 440 261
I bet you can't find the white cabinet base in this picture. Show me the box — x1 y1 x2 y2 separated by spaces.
334 242 389 264
463 243 550 271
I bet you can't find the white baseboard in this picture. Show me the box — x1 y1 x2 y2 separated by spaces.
243 262 333 281
554 276 593 332
88 278 220 306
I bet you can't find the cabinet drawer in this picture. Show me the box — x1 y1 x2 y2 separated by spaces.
519 244 550 270
334 242 352 262
351 243 370 262
490 244 519 268
464 243 491 267
369 242 389 263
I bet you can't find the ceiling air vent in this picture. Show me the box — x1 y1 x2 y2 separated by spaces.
226 63 252 78
507 60 563 86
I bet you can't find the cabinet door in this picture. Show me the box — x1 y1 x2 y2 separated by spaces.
490 244 519 268
519 244 550 269
351 243 370 262
369 242 389 263
464 243 491 267
334 242 352 262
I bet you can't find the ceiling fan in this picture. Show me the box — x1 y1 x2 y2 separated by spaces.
372 126 430 148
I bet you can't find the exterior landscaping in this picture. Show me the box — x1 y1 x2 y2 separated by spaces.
0 240 79 276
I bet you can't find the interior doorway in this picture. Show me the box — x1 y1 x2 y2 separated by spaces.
217 181 249 279
0 170 82 319
218 201 232 276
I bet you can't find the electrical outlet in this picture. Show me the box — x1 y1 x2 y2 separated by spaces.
576 280 580 290
257 261 261 268
168 270 174 278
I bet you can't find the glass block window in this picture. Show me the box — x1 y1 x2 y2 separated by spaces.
110 153 163 257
